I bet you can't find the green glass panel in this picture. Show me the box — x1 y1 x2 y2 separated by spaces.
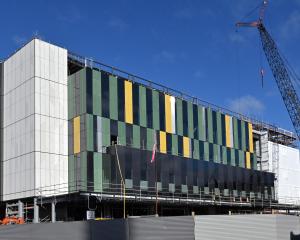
86 114 94 151
133 125 140 149
80 69 87 114
198 106 206 141
222 146 227 165
216 112 222 145
241 121 246 151
118 121 126 146
68 155 75 192
230 148 236 166
172 135 178 156
92 70 101 116
233 118 239 149
193 139 199 160
94 152 103 192
68 74 75 120
176 98 183 136
139 86 147 127
146 128 154 151
239 150 245 168
152 91 160 130
188 102 194 138
207 108 213 143
102 118 111 147
204 141 209 161
109 75 118 120
80 151 87 191
213 144 220 163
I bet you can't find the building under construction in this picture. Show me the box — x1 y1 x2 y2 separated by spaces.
0 38 299 222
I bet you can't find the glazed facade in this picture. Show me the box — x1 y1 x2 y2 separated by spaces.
68 67 274 199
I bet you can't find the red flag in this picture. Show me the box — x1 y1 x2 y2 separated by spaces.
151 131 157 163
151 143 157 163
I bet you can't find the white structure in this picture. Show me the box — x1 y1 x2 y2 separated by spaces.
268 142 300 205
2 39 68 201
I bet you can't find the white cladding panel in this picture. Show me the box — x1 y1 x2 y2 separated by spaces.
268 141 300 205
2 39 68 201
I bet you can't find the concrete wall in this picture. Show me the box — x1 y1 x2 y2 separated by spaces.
2 39 68 201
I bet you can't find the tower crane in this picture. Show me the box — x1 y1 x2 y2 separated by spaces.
237 0 300 140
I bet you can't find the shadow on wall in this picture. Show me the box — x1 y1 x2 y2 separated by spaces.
291 232 300 240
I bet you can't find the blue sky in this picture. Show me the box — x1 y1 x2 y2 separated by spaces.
1 0 300 132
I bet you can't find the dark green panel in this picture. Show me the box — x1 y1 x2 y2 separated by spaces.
146 128 155 151
172 134 178 156
79 69 87 115
139 85 147 127
133 125 140 149
188 102 194 138
230 148 236 166
118 121 126 146
198 106 206 141
176 98 183 136
193 139 199 160
109 75 118 120
80 151 87 191
92 70 101 116
241 121 246 151
213 144 220 163
239 150 245 168
86 114 94 151
68 74 75 119
68 155 75 192
93 152 103 192
222 146 227 165
207 108 213 143
102 118 111 147
152 91 160 130
204 141 209 161
216 111 222 145
233 118 239 149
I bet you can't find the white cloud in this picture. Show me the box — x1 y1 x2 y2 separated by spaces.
227 95 265 115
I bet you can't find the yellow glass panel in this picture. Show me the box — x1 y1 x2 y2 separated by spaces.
74 116 80 154
183 136 190 158
124 80 133 124
248 123 254 153
165 94 172 133
160 131 166 153
246 152 251 169
225 115 231 148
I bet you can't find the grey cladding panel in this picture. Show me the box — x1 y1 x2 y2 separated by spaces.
0 220 128 240
195 215 300 240
128 216 195 240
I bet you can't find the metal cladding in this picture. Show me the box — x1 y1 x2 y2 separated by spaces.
68 66 274 200
1 39 68 201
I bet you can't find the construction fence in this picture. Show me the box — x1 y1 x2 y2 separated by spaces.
0 214 300 240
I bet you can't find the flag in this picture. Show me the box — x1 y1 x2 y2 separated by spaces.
151 131 157 163
151 143 157 163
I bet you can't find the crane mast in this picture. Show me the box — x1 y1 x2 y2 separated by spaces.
258 24 300 139
237 0 300 140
